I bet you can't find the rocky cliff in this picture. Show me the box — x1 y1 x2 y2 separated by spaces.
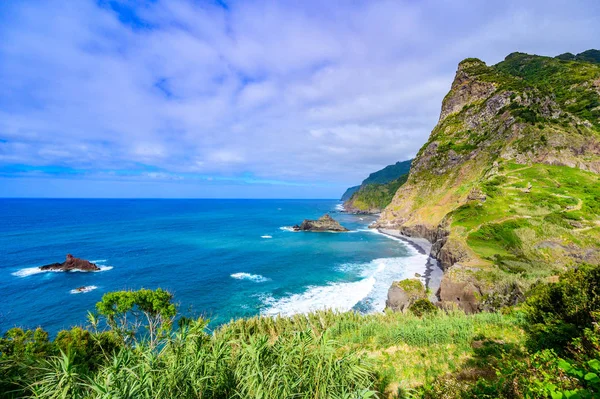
376 51 600 311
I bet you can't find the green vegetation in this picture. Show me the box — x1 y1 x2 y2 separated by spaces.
3 264 600 398
341 160 412 203
361 160 412 185
556 49 600 65
345 174 408 212
449 162 600 282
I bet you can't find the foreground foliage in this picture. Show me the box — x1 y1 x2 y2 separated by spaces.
1 264 599 398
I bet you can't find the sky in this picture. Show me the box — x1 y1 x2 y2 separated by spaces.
0 0 599 198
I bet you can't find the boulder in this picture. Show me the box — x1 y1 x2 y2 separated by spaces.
293 214 349 232
40 254 100 272
385 279 426 312
437 269 482 314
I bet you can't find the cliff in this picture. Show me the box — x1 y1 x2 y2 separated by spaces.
341 160 412 213
375 51 600 310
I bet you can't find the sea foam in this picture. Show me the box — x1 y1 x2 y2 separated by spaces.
279 226 297 232
230 272 270 282
261 277 376 316
12 264 113 277
70 285 98 294
261 235 273 239
262 237 429 316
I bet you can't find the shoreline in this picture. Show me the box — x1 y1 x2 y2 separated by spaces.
377 228 443 302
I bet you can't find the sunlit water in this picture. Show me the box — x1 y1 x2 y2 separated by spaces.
1 199 427 334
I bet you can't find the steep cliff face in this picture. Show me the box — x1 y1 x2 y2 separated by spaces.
376 51 600 310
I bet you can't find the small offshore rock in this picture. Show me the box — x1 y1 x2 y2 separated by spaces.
293 214 349 232
40 254 100 272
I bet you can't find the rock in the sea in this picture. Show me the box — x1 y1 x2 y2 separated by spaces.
293 214 349 232
385 279 426 312
40 254 100 272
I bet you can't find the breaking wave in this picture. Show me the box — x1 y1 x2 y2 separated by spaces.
230 272 270 283
70 285 98 294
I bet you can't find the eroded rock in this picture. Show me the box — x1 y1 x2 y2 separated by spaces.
40 254 100 272
293 214 349 232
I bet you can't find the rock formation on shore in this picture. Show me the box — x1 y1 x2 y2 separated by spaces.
385 279 427 312
293 214 349 232
40 254 100 272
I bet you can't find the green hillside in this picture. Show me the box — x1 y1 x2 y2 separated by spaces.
378 50 600 301
344 174 409 213
342 160 412 212
361 160 412 185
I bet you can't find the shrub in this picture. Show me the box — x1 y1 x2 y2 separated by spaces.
409 300 438 317
524 264 600 353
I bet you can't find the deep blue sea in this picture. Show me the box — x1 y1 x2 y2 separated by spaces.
1 199 427 334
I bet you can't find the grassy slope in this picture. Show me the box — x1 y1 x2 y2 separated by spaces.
380 52 600 288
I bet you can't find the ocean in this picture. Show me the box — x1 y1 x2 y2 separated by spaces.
1 199 428 334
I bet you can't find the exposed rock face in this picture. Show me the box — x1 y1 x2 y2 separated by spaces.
40 254 100 272
437 267 483 314
439 59 496 122
293 214 349 232
385 279 426 312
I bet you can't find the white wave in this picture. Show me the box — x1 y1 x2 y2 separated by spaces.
70 285 98 294
11 267 58 277
261 235 273 239
262 252 429 316
12 264 113 277
231 272 270 283
261 277 376 317
91 259 107 263
279 226 297 232
335 203 345 211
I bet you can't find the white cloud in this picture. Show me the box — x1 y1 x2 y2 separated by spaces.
0 0 599 196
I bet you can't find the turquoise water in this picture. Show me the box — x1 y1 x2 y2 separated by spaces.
1 199 427 334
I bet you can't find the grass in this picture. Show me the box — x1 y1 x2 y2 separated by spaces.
1 308 525 398
448 161 600 281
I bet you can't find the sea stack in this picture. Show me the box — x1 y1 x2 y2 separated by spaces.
293 214 349 232
40 254 100 272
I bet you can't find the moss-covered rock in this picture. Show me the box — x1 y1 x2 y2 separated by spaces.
386 279 426 312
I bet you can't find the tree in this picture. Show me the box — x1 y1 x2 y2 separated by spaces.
95 288 177 347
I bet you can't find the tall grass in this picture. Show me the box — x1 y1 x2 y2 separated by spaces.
1 309 521 398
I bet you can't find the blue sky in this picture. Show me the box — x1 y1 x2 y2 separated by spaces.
0 0 599 198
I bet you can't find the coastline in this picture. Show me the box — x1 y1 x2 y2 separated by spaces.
377 228 443 302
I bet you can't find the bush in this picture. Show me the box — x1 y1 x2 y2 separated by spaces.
524 264 600 353
409 300 438 317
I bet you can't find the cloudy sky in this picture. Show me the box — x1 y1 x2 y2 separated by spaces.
0 0 598 198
